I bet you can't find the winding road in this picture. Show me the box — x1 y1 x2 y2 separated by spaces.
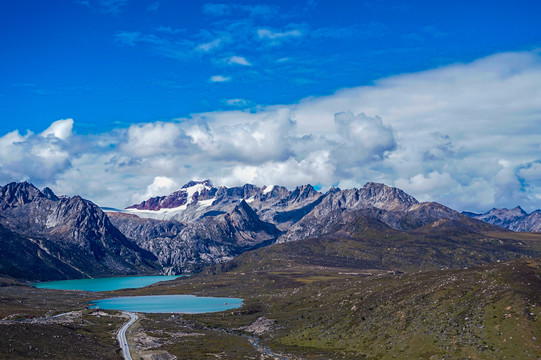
117 312 138 360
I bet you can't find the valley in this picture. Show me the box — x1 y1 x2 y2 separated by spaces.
0 180 540 359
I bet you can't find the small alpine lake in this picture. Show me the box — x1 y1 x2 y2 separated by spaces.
89 295 243 313
31 275 186 292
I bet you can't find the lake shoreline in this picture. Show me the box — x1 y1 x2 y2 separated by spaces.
31 275 187 292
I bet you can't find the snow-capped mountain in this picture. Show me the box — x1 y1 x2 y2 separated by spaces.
119 180 322 229
106 180 505 273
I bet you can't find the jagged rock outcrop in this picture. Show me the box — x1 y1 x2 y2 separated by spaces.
277 182 419 243
0 182 160 280
109 180 315 273
113 180 505 270
121 180 323 229
122 200 281 274
107 212 185 245
464 206 541 232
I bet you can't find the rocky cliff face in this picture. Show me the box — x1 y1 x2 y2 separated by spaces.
110 180 505 272
0 182 160 280
464 207 541 232
276 182 419 243
114 200 281 274
122 180 323 229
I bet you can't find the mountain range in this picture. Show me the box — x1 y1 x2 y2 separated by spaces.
464 206 541 232
106 179 540 274
1 179 540 281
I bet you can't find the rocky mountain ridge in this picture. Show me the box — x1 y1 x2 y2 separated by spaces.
108 179 505 273
0 182 160 280
121 180 322 229
464 206 541 232
1 179 537 280
109 199 281 274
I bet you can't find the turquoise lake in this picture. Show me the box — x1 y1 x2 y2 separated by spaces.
89 295 243 313
32 275 185 292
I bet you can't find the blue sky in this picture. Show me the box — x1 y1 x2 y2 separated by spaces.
0 0 540 211
2 0 539 134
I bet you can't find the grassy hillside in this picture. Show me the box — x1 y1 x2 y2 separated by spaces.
206 216 541 275
129 258 541 359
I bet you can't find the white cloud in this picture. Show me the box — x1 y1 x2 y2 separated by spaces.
333 112 396 166
0 121 75 185
197 38 223 52
209 75 231 82
121 122 186 157
132 176 179 203
41 118 74 140
289 51 541 211
217 150 335 189
185 108 294 163
225 56 251 66
257 28 304 40
395 171 460 202
2 51 540 212
226 98 248 107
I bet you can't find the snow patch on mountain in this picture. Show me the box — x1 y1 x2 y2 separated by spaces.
185 183 212 204
124 204 189 220
198 198 215 207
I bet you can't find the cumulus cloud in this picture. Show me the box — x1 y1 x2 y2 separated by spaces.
217 150 335 189
185 108 294 163
121 122 187 157
291 51 541 211
332 112 396 167
2 51 540 212
0 120 75 185
41 118 74 140
132 176 180 203
395 172 460 202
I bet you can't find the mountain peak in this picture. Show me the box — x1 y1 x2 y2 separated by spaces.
359 182 418 211
233 199 257 218
0 181 49 209
182 179 213 189
42 187 59 201
127 179 216 211
511 205 527 215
